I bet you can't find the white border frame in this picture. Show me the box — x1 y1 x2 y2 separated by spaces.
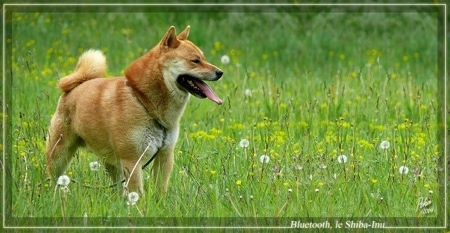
2 3 447 230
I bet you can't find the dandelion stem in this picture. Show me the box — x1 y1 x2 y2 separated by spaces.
125 139 153 189
48 134 63 160
226 192 242 217
277 200 289 217
59 189 67 219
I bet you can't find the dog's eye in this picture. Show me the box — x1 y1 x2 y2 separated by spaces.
192 59 201 64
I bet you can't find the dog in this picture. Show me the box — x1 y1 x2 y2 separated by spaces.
45 25 223 195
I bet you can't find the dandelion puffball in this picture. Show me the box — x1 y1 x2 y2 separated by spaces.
239 139 249 148
379 140 390 150
89 161 101 171
244 89 252 97
221 55 230 65
337 154 348 163
57 175 71 186
127 192 139 205
259 154 270 163
399 165 409 175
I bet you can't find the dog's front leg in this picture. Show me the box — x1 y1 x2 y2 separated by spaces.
152 146 174 194
122 159 144 194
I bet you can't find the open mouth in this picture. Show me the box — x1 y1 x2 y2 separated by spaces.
176 74 222 105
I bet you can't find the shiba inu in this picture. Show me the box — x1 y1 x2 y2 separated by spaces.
45 26 223 194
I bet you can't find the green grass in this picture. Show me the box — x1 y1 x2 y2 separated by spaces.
3 5 445 229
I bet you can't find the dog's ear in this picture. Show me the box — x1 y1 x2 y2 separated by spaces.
160 26 180 49
177 25 190 40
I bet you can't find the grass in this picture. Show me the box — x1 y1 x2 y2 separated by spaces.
3 4 446 230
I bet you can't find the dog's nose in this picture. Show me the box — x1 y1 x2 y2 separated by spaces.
215 70 223 79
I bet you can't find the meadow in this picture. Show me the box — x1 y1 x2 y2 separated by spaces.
3 4 446 230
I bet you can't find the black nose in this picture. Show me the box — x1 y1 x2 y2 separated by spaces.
216 70 223 79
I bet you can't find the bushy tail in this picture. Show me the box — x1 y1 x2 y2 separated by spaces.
58 49 107 92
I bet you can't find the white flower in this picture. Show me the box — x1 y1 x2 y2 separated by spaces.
259 154 270 163
319 164 327 169
221 55 230 64
127 192 139 205
239 139 249 148
399 165 409 175
244 89 252 97
379 140 390 150
337 154 348 163
57 175 71 186
89 161 101 171
295 165 303 171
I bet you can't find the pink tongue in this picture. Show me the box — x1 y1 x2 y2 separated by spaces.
193 80 222 105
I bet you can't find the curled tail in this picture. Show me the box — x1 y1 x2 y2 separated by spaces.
58 49 107 92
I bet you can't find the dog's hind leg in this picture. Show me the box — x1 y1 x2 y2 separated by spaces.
45 113 79 179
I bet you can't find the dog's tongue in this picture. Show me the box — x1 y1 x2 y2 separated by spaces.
193 80 222 105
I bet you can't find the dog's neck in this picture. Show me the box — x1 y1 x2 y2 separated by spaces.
125 79 188 129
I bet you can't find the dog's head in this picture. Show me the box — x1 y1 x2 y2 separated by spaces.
158 26 223 105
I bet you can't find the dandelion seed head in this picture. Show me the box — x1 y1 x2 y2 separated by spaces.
239 139 249 148
221 55 230 64
379 140 390 150
57 175 70 186
127 192 139 205
399 165 409 175
244 89 252 97
337 154 348 163
259 154 270 163
89 161 100 171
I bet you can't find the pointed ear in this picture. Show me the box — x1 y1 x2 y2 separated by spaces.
160 26 180 49
177 25 190 40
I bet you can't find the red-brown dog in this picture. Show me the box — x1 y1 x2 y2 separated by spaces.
46 26 223 195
